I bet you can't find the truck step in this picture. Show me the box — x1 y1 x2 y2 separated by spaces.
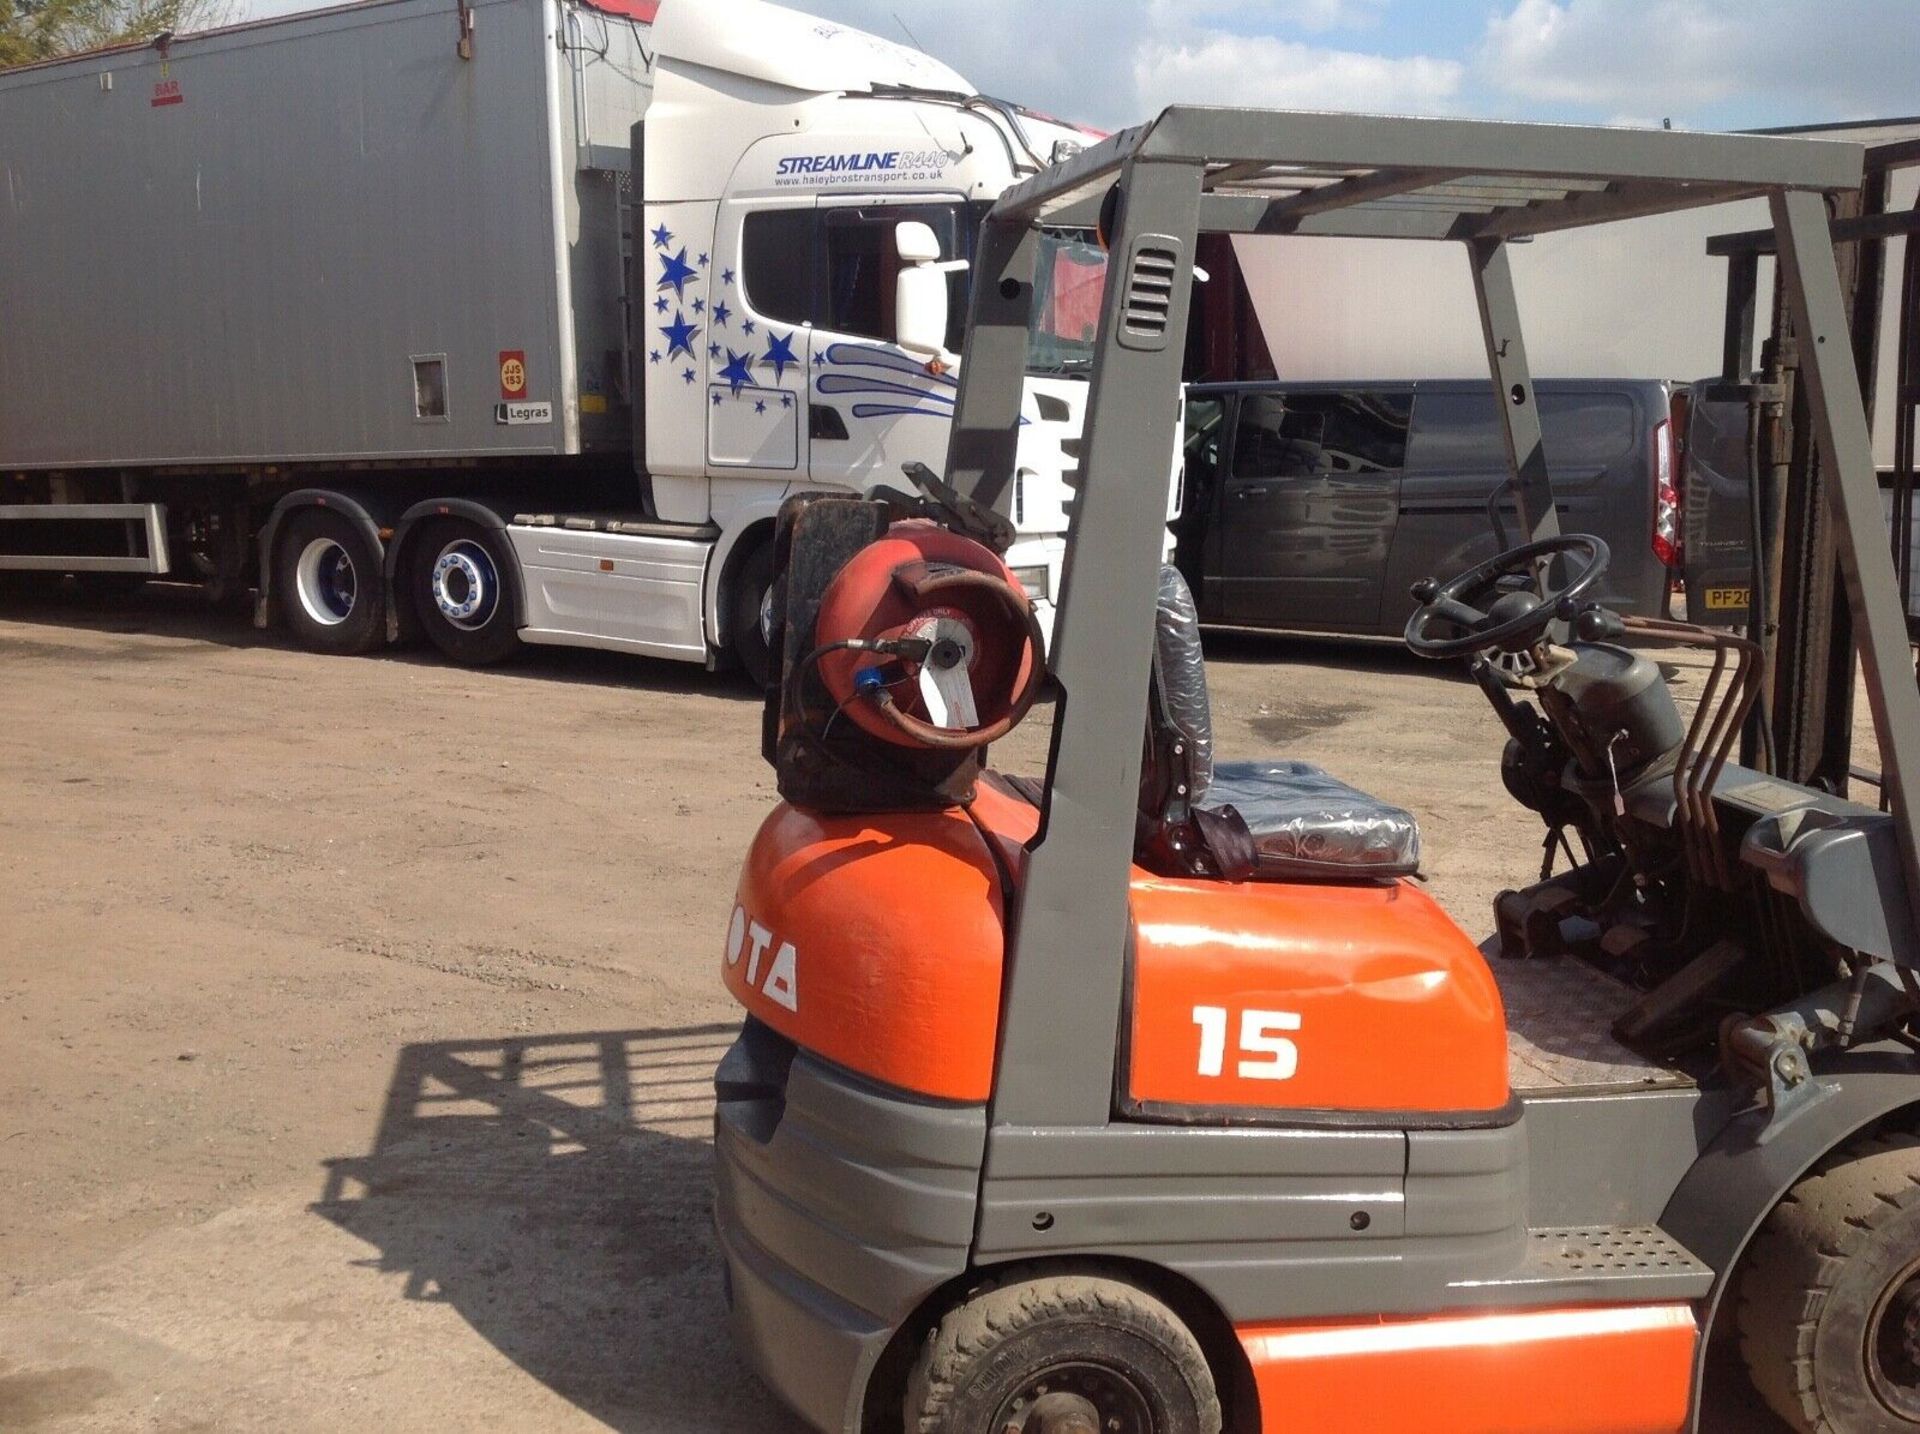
512 512 719 540
1450 1225 1713 1305
0 502 171 574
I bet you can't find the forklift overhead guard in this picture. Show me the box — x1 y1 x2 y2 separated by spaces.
715 106 1920 1434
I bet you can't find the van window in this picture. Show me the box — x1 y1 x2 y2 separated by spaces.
1408 390 1638 470
741 209 815 328
1541 392 1637 464
1232 391 1411 479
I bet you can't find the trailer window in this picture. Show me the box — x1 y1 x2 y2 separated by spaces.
741 210 816 329
412 356 448 421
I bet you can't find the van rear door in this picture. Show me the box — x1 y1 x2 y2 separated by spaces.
1211 388 1411 632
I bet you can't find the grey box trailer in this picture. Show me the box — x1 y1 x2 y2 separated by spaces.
0 0 1108 675
0 0 649 471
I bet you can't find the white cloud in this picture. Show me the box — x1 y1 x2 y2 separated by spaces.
810 0 1459 127
1477 0 1920 125
1135 33 1463 115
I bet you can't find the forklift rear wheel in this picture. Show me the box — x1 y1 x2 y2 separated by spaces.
729 539 775 689
904 1273 1222 1434
1739 1129 1920 1432
411 518 522 666
275 507 385 656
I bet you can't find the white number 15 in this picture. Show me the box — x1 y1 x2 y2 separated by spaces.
1192 1005 1302 1081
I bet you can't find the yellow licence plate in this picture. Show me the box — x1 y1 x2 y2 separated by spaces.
1703 586 1751 611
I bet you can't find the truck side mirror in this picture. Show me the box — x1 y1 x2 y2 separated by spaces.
895 220 968 361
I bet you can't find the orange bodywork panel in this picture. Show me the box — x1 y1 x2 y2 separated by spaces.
1239 1304 1698 1434
724 782 1037 1103
1127 875 1509 1116
729 781 1507 1116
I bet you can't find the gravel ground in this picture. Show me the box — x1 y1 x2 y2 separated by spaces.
0 580 1833 1432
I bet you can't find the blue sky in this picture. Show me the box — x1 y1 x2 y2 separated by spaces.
232 0 1920 137
797 0 1920 134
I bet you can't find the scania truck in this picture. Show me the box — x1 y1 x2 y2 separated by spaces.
0 0 1137 679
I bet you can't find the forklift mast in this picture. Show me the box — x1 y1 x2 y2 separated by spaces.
1708 138 1920 795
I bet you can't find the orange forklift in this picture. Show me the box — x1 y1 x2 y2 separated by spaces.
712 108 1920 1434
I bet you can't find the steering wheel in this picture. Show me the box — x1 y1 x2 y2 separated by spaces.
1404 534 1610 660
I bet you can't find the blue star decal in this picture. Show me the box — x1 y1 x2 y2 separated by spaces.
653 295 669 314
761 330 799 383
721 268 736 286
754 399 767 414
718 349 755 394
659 311 701 361
711 301 732 329
692 297 705 314
711 392 723 406
812 351 828 367
781 393 794 409
657 247 698 300
707 342 722 359
682 367 697 385
741 318 757 337
648 349 662 365
697 252 710 268
650 222 672 249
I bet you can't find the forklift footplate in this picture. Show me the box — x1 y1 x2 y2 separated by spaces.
1451 1224 1714 1303
1490 950 1685 1090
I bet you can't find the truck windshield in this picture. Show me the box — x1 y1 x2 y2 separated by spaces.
1027 228 1107 376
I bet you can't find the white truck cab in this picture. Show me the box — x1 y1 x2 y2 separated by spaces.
507 1 1145 676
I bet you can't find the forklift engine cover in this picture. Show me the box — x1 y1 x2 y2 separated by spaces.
813 520 1038 749
723 779 1036 1102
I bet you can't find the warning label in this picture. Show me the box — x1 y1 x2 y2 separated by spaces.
499 350 528 401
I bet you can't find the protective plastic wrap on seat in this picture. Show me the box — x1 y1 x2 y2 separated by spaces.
1207 759 1421 880
1151 565 1213 795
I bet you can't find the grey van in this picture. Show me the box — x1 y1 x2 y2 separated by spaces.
1175 379 1685 638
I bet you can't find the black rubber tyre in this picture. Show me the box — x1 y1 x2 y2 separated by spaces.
409 518 523 666
904 1273 1222 1434
1739 1130 1920 1433
274 506 385 655
728 538 776 689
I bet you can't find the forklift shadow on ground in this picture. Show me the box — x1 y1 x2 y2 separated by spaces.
312 1022 805 1434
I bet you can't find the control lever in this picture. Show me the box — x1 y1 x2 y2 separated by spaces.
867 462 1016 552
1559 600 1625 643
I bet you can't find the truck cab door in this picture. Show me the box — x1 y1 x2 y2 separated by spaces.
709 195 814 483
1214 389 1410 633
802 195 974 495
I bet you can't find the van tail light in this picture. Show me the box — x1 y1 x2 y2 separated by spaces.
1652 414 1681 568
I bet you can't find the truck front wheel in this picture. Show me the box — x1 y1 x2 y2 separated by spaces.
275 507 385 656
410 518 522 666
728 539 776 689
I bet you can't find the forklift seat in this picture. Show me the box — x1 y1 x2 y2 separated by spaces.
1138 566 1422 882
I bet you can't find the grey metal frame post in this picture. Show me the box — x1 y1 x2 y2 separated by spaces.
1773 187 1920 935
945 221 1042 521
985 157 1205 1128
1468 238 1562 545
